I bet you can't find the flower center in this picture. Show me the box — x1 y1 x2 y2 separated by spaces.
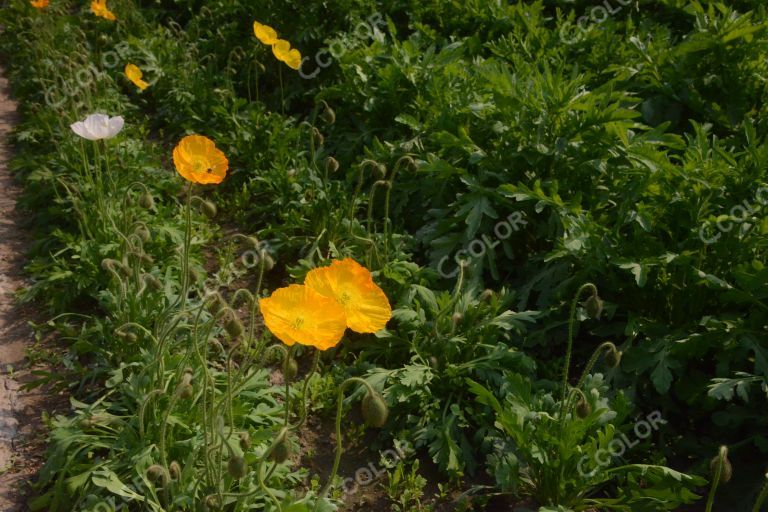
338 291 352 305
291 317 305 330
191 158 212 174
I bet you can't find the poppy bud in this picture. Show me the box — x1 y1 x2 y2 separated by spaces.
139 191 155 209
135 225 151 243
325 156 340 174
376 164 387 178
245 236 261 250
147 464 170 486
259 249 275 271
239 432 252 451
204 495 221 511
710 446 733 484
362 390 389 428
479 289 495 302
222 309 244 338
143 274 163 290
398 155 417 172
177 373 193 399
604 344 622 369
452 312 463 324
207 292 228 315
126 332 138 342
201 200 217 218
320 101 336 124
169 461 181 481
269 432 291 463
575 397 592 418
284 357 298 380
312 127 324 148
140 253 154 266
227 455 248 479
374 179 391 189
585 292 603 320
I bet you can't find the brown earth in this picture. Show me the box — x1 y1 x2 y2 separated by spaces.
0 67 65 512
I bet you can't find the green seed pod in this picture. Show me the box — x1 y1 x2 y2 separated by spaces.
362 390 389 428
312 127 324 148
585 293 603 320
239 432 252 451
138 191 155 210
575 397 592 419
169 461 181 481
284 357 298 381
325 156 340 174
320 101 336 125
201 200 217 218
710 446 733 484
269 433 291 463
147 464 170 486
227 455 248 479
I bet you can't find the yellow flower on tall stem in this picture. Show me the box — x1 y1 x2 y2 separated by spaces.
90 0 116 20
30 0 49 9
260 284 347 350
124 64 149 91
172 135 229 185
305 258 391 333
271 39 302 70
253 21 279 45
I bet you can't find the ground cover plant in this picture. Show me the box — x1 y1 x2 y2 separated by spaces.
0 0 767 510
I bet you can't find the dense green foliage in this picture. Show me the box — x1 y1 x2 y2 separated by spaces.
1 0 767 510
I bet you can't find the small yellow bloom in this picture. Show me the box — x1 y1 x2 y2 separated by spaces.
260 284 347 350
271 39 302 71
253 21 279 45
172 135 229 185
30 0 49 9
90 0 116 20
305 258 391 333
124 64 149 91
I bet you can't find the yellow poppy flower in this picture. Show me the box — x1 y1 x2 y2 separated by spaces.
124 64 149 91
305 258 391 333
260 284 347 350
271 39 302 70
30 0 49 9
253 21 279 45
172 135 229 185
90 0 116 20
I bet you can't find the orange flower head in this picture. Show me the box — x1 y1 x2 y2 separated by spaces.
172 135 229 185
305 258 391 333
271 39 302 70
253 21 279 45
30 0 49 9
260 284 347 350
90 0 116 20
124 64 149 91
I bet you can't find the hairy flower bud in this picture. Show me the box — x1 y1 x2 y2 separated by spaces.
222 308 244 338
177 372 193 399
604 344 622 369
585 292 603 320
207 292 228 315
147 464 170 486
284 357 298 381
139 191 155 210
143 273 163 291
135 225 151 243
575 396 592 418
479 289 495 302
269 431 291 463
320 101 336 125
362 390 389 428
239 432 252 451
710 446 733 484
325 156 340 174
201 200 217 218
169 461 181 481
311 127 324 148
227 455 248 479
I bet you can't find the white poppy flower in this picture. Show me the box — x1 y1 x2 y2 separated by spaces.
70 113 125 140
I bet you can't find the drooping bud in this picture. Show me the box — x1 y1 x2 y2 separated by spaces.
575 396 592 418
320 101 336 125
221 308 244 338
227 455 248 479
604 344 622 369
204 495 221 511
139 191 155 210
284 357 298 381
139 253 154 266
134 225 151 243
259 249 275 271
239 432 252 451
325 156 340 174
311 127 324 148
147 464 170 486
169 461 181 481
245 236 261 250
269 430 291 463
710 446 733 484
585 292 603 320
177 372 193 399
479 289 495 302
207 292 228 315
201 200 217 218
361 390 389 428
143 273 163 291
397 155 417 172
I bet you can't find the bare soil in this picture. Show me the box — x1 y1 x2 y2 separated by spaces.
0 68 66 512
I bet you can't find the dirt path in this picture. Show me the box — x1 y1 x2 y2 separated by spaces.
0 68 55 511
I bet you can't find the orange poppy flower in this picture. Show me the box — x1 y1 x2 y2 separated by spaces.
260 284 347 350
271 39 302 71
124 64 149 91
90 0 116 20
172 135 229 185
305 258 391 333
253 21 279 45
30 0 49 9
